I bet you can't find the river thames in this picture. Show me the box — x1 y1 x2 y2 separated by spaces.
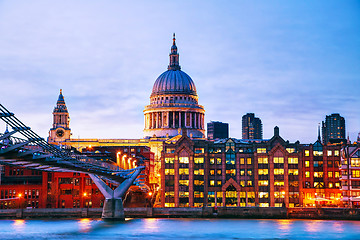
1 218 359 239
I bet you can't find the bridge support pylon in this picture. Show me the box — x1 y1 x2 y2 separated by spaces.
89 167 143 221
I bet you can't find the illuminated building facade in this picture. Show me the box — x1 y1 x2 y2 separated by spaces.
340 144 360 207
322 113 346 144
143 34 205 139
161 127 304 208
242 113 262 140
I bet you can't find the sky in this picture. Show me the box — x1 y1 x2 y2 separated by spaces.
0 0 359 143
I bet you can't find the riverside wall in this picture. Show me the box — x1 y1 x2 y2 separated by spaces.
0 207 359 220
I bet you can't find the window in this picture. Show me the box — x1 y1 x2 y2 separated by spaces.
314 172 323 178
217 158 222 164
210 170 215 175
226 169 236 176
305 171 310 178
288 169 298 175
259 192 269 198
327 150 332 156
165 169 174 175
328 172 333 178
274 157 284 163
179 157 189 164
258 158 268 164
247 170 252 176
335 172 340 178
334 150 339 156
286 148 295 153
257 148 266 153
194 180 204 186
210 180 215 186
217 170 222 175
195 148 204 154
259 180 269 186
165 158 174 164
217 181 222 186
240 158 245 165
179 168 189 175
247 181 252 186
288 158 298 164
194 169 204 175
194 158 204 164
247 158 252 165
274 181 284 186
328 161 333 167
240 169 245 176
179 180 189 186
305 161 309 167
305 150 310 156
274 169 284 175
258 169 268 175
210 158 215 164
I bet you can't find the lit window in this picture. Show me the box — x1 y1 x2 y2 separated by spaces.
165 169 174 175
327 150 332 156
240 181 245 187
274 169 284 175
305 161 310 167
217 181 222 186
329 182 333 188
259 180 269 186
334 150 339 156
194 169 204 175
194 158 204 164
288 158 298 164
165 158 174 164
288 169 298 175
335 172 340 178
179 168 189 175
195 148 204 154
257 148 266 153
210 170 215 175
240 169 245 176
274 157 284 163
274 181 284 186
179 157 189 164
210 180 215 186
217 158 222 164
166 148 175 154
210 158 215 164
305 171 310 178
226 169 236 176
328 172 333 178
247 158 252 165
314 172 323 178
258 158 268 164
258 169 269 175
240 158 245 164
286 148 295 153
247 181 252 186
247 170 252 176
194 180 204 186
305 150 310 156
217 170 222 175
179 180 189 186
259 192 269 198
260 203 269 207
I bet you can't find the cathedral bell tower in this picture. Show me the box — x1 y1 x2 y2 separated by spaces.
48 89 71 144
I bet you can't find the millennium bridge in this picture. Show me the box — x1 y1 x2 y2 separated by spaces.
0 104 144 220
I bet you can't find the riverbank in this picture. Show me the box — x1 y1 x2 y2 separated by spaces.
0 207 359 220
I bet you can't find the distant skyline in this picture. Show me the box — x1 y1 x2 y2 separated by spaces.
0 0 359 143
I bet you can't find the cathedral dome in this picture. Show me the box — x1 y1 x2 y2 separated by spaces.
151 70 197 96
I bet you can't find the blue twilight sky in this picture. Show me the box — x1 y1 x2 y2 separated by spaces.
0 0 359 143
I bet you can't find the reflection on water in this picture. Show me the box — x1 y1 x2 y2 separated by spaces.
12 219 25 232
78 218 92 233
0 218 359 240
305 220 324 233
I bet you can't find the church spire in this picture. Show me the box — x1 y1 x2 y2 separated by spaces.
317 123 321 142
168 33 181 71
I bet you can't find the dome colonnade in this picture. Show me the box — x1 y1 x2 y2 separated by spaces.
144 34 205 138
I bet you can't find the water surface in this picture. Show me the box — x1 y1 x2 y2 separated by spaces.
1 218 359 239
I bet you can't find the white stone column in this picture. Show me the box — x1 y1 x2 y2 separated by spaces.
179 112 182 128
189 112 192 128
